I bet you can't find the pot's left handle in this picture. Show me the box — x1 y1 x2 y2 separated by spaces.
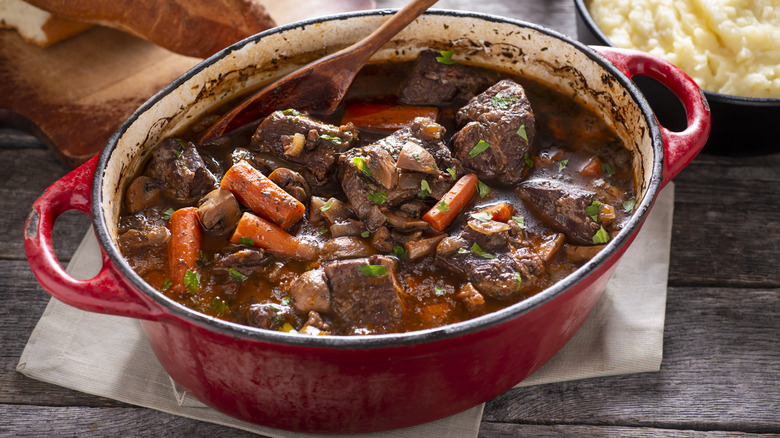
594 46 711 186
24 156 164 320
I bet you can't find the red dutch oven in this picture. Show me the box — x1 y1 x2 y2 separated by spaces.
24 10 710 434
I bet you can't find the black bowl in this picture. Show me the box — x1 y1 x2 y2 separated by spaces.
574 0 780 155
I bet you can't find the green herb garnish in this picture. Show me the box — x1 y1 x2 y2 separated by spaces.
558 159 569 173
280 296 293 306
320 201 333 212
352 156 372 177
281 109 301 116
163 207 175 221
316 229 329 236
392 245 409 260
228 268 247 282
436 201 450 212
412 153 420 162
358 264 388 277
435 50 455 65
477 180 490 198
470 243 494 259
586 201 600 223
593 226 611 244
511 215 526 229
434 286 446 296
420 180 431 198
490 94 517 109
211 298 230 315
367 191 388 204
161 279 172 292
515 272 523 291
319 134 342 144
622 198 636 212
471 211 492 222
361 230 371 238
469 140 491 158
239 237 255 247
517 124 528 141
183 270 201 294
524 152 534 168
457 247 471 254
446 167 457 180
601 162 615 175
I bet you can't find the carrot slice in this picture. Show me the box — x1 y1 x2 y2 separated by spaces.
221 161 305 230
342 103 439 130
579 156 602 178
167 207 202 294
423 173 479 232
230 212 316 260
477 202 514 223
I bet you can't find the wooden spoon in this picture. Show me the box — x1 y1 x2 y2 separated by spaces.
199 0 439 143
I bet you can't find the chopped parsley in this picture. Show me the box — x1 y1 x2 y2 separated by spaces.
446 167 457 180
412 153 420 162
457 247 471 254
162 207 175 221
281 109 302 116
435 50 455 65
490 94 517 109
515 272 523 291
358 264 388 277
361 230 371 238
352 156 372 177
183 270 201 294
593 226 611 244
524 152 534 168
280 296 293 306
586 201 601 223
174 150 182 159
436 201 450 212
161 279 172 292
558 159 569 173
434 286 446 296
419 180 431 198
622 198 636 212
477 180 490 198
517 124 528 141
601 162 615 175
174 138 186 147
228 268 247 282
471 211 492 222
211 298 230 315
316 228 329 235
320 201 333 212
239 237 255 247
319 134 342 144
469 140 491 158
511 215 525 228
470 243 494 259
367 191 388 204
392 245 409 260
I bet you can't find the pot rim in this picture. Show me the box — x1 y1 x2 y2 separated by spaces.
573 0 780 106
93 8 664 349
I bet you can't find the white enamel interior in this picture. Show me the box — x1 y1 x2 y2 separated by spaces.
101 12 655 245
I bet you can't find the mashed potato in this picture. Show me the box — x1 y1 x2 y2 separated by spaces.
588 0 780 98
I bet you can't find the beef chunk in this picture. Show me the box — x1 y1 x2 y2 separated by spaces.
289 269 331 313
435 247 544 301
451 79 536 184
323 255 404 334
252 110 357 186
460 218 512 252
245 303 299 331
147 138 216 202
117 227 170 254
399 50 494 106
517 178 600 245
213 248 269 278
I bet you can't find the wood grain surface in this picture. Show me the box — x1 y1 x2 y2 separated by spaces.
2 0 779 437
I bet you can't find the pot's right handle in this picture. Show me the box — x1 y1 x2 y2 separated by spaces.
24 156 165 321
593 46 711 186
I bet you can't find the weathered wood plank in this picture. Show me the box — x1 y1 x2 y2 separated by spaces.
479 422 780 437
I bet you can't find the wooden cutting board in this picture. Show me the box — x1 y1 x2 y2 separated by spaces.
0 0 374 168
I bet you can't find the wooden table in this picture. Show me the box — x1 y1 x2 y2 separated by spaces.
2 0 779 435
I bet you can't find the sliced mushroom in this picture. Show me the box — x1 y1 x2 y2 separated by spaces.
370 226 393 252
329 219 366 238
124 176 161 213
385 211 430 232
268 168 311 204
436 236 469 255
564 244 606 263
289 269 331 313
320 236 374 261
396 141 438 174
405 234 447 260
456 282 485 313
320 197 356 225
536 232 566 263
197 188 241 232
353 146 397 189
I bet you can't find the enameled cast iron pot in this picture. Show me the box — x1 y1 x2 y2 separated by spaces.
24 10 710 434
574 0 780 155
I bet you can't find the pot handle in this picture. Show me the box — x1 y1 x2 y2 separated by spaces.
24 156 165 320
593 46 711 185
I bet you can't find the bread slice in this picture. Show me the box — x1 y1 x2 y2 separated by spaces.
0 0 92 47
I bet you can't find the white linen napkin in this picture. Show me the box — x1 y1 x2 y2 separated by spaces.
17 185 675 437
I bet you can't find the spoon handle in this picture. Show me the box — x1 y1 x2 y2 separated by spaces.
350 0 440 59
